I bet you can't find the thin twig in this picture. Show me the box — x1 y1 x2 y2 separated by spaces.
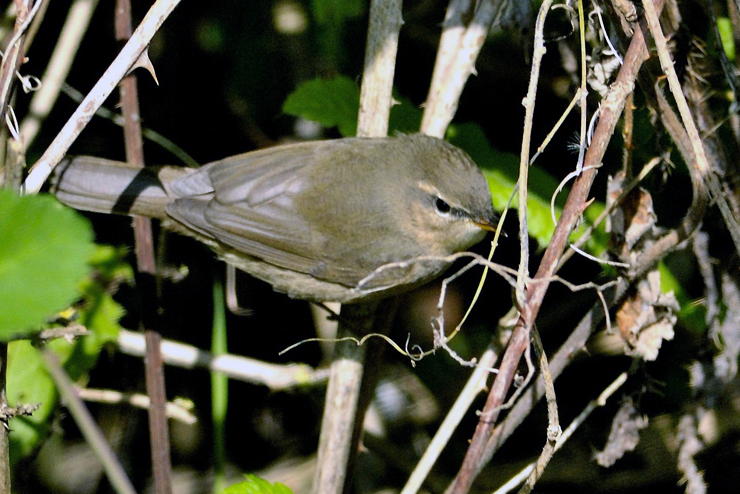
529 87 583 165
60 83 200 168
515 0 554 308
575 0 588 174
0 0 30 130
493 373 628 494
517 329 559 494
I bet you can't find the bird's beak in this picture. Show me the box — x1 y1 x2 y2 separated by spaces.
473 216 499 232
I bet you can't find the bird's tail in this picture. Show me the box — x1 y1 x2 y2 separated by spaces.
51 157 189 219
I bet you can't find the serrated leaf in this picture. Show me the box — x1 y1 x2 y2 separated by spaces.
282 76 359 137
0 191 95 339
223 474 293 494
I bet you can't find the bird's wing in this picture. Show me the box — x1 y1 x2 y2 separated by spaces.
166 141 365 286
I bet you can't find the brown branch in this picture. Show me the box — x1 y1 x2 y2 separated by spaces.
143 330 172 494
114 2 170 493
115 0 155 275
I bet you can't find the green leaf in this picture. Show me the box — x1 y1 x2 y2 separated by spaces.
7 335 104 463
6 340 55 460
283 76 360 137
718 17 736 62
0 190 95 339
7 245 130 463
223 474 293 494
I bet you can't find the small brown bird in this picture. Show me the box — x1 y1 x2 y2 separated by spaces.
52 134 496 303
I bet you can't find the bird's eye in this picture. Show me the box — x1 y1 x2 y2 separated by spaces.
434 197 452 216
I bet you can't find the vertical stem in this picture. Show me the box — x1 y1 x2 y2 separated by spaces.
115 0 156 275
144 331 172 494
211 279 228 493
115 2 170 493
311 301 378 494
342 297 399 494
356 0 403 138
420 0 505 137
